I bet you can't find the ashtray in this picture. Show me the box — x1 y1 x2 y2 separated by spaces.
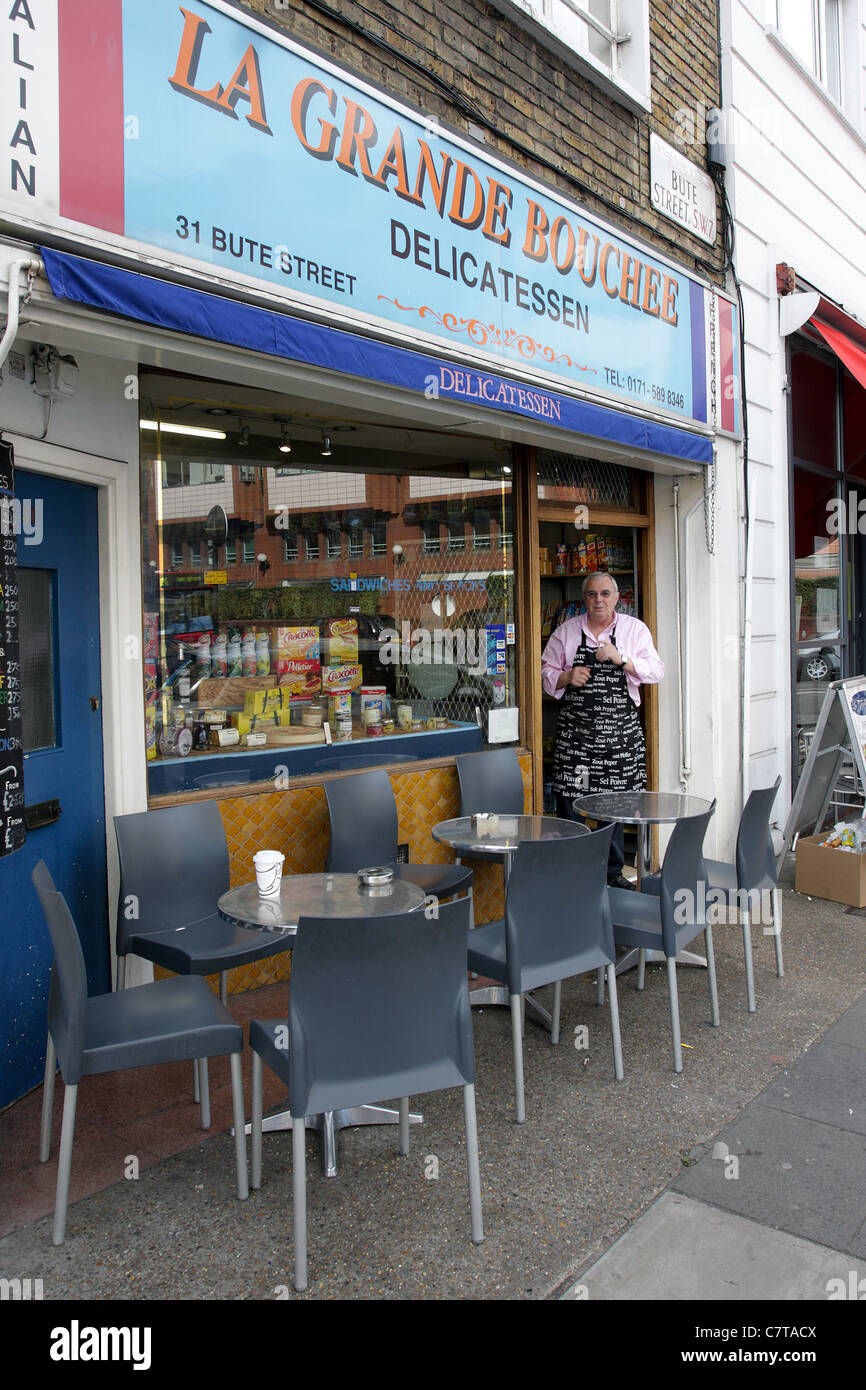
357 865 395 887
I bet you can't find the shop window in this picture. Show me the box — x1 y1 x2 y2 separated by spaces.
162 459 225 488
488 0 651 112
447 519 466 552
171 542 184 569
189 541 201 568
423 519 441 554
791 348 837 471
538 451 635 508
19 568 57 753
140 425 517 797
843 369 866 478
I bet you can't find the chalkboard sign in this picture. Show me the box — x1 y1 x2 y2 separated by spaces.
0 441 25 856
781 676 866 860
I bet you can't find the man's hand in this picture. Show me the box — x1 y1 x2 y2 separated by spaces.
558 666 592 689
596 642 622 665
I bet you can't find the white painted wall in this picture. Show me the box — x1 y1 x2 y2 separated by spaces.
718 0 866 824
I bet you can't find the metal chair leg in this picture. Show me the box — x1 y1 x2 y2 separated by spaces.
606 963 624 1081
551 981 562 1045
115 955 126 991
510 994 526 1123
637 948 647 990
193 1060 200 1104
293 1116 308 1292
39 1034 56 1163
705 924 720 1026
219 971 228 1006
772 888 784 977
198 1058 211 1129
229 1052 249 1201
596 966 605 1006
666 957 683 1074
398 1097 410 1155
53 1083 78 1246
463 1083 484 1245
741 906 756 1013
251 1051 263 1190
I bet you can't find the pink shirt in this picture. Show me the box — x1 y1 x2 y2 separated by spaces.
541 611 664 707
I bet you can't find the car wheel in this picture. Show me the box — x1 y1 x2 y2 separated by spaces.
804 654 831 681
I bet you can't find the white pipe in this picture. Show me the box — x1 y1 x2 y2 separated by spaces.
0 256 40 372
673 480 685 786
678 485 704 791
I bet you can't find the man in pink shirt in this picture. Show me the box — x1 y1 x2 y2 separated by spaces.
541 572 664 887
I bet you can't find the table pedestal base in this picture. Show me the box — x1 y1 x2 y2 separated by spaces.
615 947 707 976
242 1103 423 1178
469 986 553 1031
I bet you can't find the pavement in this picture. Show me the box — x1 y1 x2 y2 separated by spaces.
2 854 865 1304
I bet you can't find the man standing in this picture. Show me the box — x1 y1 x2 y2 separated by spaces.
541 572 664 888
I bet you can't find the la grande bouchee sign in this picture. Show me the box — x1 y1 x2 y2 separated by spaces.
1 0 739 431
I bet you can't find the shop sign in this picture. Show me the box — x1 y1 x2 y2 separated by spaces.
204 570 227 586
650 136 717 247
0 0 735 431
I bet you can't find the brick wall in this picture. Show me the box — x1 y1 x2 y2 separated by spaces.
242 0 724 280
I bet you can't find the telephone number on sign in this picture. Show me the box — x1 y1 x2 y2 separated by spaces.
651 384 686 409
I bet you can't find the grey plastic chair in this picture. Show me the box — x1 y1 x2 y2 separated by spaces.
324 768 474 900
114 801 292 1003
248 896 482 1292
608 805 718 1073
455 748 526 899
641 780 783 1012
32 861 248 1245
466 825 623 1123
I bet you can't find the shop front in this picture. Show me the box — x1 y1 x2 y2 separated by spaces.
0 0 737 1106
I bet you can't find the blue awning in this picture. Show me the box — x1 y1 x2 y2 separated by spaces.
40 247 713 466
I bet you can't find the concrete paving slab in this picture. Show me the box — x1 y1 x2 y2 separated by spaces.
820 993 866 1051
757 1041 866 1135
674 1103 866 1258
562 1192 865 1301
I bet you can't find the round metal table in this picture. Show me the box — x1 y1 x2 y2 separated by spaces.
432 813 588 1024
218 872 426 1177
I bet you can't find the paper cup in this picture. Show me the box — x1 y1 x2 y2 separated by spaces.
253 849 285 898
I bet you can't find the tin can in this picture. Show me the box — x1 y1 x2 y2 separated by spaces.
382 719 395 734
335 717 353 741
366 722 383 737
397 703 413 730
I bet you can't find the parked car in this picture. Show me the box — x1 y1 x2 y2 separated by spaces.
796 631 841 683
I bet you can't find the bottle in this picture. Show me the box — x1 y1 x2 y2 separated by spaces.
242 629 257 676
226 629 242 676
256 629 270 675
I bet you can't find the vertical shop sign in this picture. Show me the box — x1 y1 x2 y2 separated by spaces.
0 440 26 856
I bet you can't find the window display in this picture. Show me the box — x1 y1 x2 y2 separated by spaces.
140 390 516 796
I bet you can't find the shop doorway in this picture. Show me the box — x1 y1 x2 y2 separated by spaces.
0 469 108 1109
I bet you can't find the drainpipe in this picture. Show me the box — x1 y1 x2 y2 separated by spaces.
0 256 40 373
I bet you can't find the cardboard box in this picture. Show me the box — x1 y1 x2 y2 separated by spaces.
795 831 866 907
325 618 359 664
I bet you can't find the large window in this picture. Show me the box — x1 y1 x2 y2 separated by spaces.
139 386 516 796
775 0 841 103
488 0 651 111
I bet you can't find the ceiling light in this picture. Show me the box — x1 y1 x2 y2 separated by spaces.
139 420 227 440
279 426 292 454
320 432 332 457
205 407 229 416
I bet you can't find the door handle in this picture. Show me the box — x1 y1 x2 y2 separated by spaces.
90 696 100 712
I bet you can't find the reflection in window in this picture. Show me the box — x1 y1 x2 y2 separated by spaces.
19 568 57 752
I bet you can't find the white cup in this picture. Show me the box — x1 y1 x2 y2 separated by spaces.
253 849 285 898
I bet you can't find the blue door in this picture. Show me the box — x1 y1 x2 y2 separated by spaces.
0 469 108 1109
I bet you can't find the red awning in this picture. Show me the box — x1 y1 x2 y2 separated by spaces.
811 319 866 392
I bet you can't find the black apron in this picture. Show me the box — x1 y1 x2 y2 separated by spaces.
552 623 646 798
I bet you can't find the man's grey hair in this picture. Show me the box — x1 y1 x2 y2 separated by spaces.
582 571 619 599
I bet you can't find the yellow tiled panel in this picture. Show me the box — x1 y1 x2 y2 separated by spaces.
157 755 531 995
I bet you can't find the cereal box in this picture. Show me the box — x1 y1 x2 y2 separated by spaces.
322 663 363 694
324 618 359 664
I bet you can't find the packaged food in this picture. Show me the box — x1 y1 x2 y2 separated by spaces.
255 630 270 676
397 703 413 730
555 543 569 575
322 663 363 694
244 687 285 716
360 686 387 720
275 626 320 665
325 618 359 664
279 659 321 699
329 691 352 722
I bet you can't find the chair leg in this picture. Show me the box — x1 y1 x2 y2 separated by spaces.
251 1051 263 1190
53 1083 78 1246
665 957 683 1074
115 955 126 991
463 1083 484 1245
39 1034 56 1163
198 1058 211 1130
772 888 784 977
551 981 562 1045
193 1060 200 1104
741 907 756 1013
219 971 228 1006
398 1097 410 1156
637 948 647 990
520 993 526 1038
606 964 624 1081
510 994 526 1123
596 966 605 1007
705 925 720 1026
229 1052 249 1201
292 1116 308 1293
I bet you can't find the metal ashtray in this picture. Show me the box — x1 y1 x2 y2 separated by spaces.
357 865 395 888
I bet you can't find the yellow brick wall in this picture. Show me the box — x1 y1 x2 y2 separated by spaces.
189 754 532 994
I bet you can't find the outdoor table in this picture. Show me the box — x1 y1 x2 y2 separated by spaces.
572 791 714 974
219 872 426 1177
432 813 588 1025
